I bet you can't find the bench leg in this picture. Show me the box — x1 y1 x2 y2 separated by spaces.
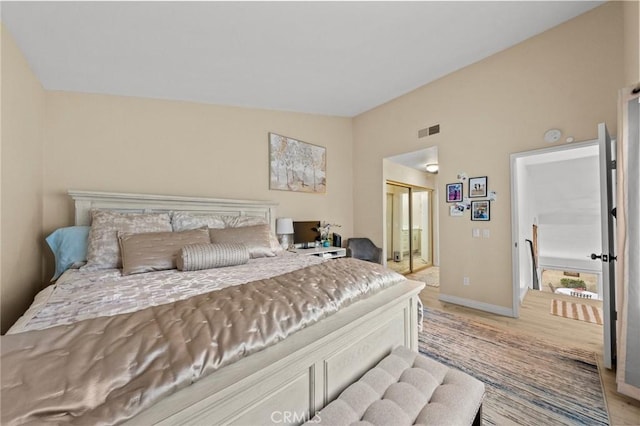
472 403 482 426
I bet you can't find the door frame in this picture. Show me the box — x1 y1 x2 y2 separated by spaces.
510 139 600 318
597 122 616 369
385 192 394 261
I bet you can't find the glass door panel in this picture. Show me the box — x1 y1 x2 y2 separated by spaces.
411 188 432 272
386 183 411 274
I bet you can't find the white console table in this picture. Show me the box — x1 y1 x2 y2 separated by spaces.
292 246 347 259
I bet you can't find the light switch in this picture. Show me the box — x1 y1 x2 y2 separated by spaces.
472 228 480 238
482 229 490 238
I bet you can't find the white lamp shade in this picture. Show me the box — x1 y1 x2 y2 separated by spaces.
276 217 294 234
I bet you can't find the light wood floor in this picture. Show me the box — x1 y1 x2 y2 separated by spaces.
419 286 640 425
387 255 430 274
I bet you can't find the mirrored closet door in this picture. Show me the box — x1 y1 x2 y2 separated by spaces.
386 182 433 274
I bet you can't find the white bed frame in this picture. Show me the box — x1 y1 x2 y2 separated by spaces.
69 190 424 425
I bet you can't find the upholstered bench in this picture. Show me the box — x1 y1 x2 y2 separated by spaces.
305 346 485 426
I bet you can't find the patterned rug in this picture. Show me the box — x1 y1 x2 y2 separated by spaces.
406 266 439 287
419 308 609 425
550 299 603 325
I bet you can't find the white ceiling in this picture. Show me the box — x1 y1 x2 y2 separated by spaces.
1 1 603 117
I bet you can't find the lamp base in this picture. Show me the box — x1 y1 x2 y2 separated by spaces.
278 234 294 250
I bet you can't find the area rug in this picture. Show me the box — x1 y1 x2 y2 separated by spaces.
406 266 439 287
419 308 609 425
550 299 603 325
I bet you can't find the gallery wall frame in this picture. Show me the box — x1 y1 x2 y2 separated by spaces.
469 176 488 198
471 200 490 221
269 133 326 193
446 183 463 203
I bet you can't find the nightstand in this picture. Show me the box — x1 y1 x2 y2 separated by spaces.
292 246 347 259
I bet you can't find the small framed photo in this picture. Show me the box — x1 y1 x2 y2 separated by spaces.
471 200 490 221
469 176 488 198
446 183 463 203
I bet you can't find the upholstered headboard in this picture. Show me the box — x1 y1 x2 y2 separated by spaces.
68 190 278 231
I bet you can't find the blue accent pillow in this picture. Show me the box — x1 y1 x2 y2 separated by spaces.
46 226 90 281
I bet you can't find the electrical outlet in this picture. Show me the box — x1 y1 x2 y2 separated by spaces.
472 228 480 238
482 229 490 238
463 277 470 286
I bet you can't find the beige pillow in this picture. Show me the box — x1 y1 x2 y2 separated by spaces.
82 210 173 271
177 243 250 271
209 224 276 258
224 216 283 254
119 228 210 275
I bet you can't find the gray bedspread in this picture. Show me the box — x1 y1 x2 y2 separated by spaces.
1 258 404 425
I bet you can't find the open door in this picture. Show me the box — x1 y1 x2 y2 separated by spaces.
591 123 617 369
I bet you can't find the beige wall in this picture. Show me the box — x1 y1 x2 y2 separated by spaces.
623 0 640 86
1 25 45 333
353 2 625 313
42 92 354 279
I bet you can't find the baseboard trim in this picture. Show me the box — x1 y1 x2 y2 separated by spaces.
438 293 515 318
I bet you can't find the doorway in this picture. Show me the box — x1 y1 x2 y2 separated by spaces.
510 123 617 368
385 181 433 275
511 140 603 305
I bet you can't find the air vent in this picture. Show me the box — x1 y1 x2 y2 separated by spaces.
418 124 440 138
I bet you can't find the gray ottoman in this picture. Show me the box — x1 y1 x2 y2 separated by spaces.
306 346 485 426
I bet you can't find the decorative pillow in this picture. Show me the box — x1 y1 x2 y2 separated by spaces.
45 226 90 281
119 228 211 275
225 216 284 254
209 224 276 258
171 212 226 232
177 243 250 271
82 210 172 271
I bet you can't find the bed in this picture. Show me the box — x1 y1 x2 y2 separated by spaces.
1 191 424 425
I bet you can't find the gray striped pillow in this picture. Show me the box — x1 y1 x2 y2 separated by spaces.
177 243 250 271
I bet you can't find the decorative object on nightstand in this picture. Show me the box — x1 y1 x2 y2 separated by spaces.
333 233 342 248
312 221 341 247
275 217 294 249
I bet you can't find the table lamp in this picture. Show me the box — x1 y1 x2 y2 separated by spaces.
276 217 294 249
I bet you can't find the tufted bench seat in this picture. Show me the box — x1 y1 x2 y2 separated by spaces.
305 346 485 426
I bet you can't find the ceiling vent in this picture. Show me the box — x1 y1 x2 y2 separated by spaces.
418 124 440 138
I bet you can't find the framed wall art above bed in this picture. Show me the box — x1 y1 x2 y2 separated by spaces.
269 133 327 194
